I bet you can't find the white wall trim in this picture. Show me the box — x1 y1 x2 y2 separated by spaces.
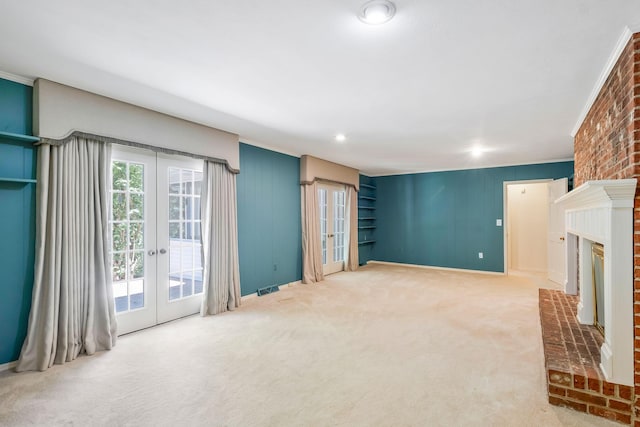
367 260 504 276
241 280 302 302
0 360 17 372
571 25 639 137
366 158 575 178
0 70 34 86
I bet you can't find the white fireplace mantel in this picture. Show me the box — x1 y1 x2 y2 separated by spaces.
555 179 637 386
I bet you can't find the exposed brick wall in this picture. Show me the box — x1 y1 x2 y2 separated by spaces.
573 32 640 425
540 289 634 424
574 33 639 187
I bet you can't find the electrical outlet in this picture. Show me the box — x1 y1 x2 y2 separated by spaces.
478 252 483 259
273 264 277 271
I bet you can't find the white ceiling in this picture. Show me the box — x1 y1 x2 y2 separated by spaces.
1 1 639 175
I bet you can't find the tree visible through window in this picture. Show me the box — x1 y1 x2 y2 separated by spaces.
111 160 145 312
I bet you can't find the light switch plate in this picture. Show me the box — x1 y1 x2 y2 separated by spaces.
496 219 502 226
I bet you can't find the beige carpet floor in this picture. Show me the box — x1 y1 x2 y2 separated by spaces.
0 263 619 426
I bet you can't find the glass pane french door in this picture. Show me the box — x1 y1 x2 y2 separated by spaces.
111 146 157 335
318 183 346 275
110 147 203 335
156 154 204 323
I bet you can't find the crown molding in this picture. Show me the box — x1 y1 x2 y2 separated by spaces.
0 70 34 86
365 157 575 178
571 24 640 137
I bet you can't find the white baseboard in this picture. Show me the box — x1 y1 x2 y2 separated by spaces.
241 279 302 302
0 360 17 372
367 260 505 276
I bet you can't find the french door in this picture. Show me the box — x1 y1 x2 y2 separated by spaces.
318 183 346 275
111 146 204 335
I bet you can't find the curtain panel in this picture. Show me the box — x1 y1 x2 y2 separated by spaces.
301 182 324 283
200 161 241 315
345 186 359 271
16 137 117 372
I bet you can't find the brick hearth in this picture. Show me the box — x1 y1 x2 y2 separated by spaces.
539 289 634 424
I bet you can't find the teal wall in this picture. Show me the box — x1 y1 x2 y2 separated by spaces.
0 78 36 364
374 161 574 273
237 143 302 295
0 78 572 362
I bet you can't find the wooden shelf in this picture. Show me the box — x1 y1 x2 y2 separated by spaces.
358 195 376 201
0 131 39 143
0 177 37 184
360 183 377 190
358 240 376 245
358 226 376 229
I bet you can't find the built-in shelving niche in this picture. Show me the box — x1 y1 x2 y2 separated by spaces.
0 131 38 185
358 176 376 265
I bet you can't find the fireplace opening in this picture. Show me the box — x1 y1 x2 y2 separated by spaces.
591 243 604 336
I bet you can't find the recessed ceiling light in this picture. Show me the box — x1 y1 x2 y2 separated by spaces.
358 0 396 25
471 147 484 157
335 134 347 142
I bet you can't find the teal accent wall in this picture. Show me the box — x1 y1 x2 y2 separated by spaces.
374 161 574 273
0 79 32 134
237 143 302 295
0 78 36 364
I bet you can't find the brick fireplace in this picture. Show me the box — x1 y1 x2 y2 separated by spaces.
541 28 640 424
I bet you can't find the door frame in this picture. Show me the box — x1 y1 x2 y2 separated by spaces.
502 179 552 276
318 182 347 275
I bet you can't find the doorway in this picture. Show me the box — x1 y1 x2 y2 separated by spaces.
318 183 346 275
506 182 549 274
504 178 567 285
111 146 204 335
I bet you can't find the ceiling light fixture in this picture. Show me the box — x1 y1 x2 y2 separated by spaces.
335 134 347 142
358 0 396 25
471 147 484 157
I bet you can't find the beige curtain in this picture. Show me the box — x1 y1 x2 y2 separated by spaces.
200 161 241 315
301 182 324 283
345 186 359 271
17 137 117 372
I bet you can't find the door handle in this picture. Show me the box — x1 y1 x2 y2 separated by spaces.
148 250 157 256
559 237 565 241
159 248 167 254
328 234 334 238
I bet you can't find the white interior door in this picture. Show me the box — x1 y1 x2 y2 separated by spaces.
319 183 346 275
547 178 568 284
111 147 204 335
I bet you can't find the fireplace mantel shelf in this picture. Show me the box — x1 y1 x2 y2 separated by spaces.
555 179 637 210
